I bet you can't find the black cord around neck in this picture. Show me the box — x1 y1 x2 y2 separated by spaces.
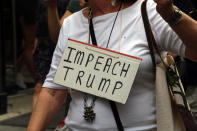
106 2 123 48
88 2 124 131
88 2 123 48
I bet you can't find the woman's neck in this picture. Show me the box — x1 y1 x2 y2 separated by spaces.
83 0 135 18
89 0 122 17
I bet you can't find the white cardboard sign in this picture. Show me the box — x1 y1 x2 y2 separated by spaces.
54 39 142 104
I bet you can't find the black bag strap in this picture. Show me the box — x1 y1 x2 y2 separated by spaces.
141 0 156 67
141 0 168 70
89 17 124 131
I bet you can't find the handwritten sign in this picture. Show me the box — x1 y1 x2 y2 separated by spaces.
54 39 142 104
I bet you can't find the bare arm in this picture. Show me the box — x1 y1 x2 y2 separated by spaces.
44 0 73 43
171 13 197 62
46 1 61 43
155 0 197 62
27 88 67 131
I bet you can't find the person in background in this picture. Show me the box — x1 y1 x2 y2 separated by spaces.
46 0 87 43
27 0 197 130
32 0 70 110
15 0 39 89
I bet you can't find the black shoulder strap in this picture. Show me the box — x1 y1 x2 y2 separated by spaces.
109 101 124 131
89 18 97 46
89 17 124 131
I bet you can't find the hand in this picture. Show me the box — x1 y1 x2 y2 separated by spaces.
154 0 174 21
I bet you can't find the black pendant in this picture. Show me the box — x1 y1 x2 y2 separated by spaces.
83 106 96 122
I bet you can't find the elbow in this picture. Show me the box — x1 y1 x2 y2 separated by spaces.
26 127 34 131
26 126 31 131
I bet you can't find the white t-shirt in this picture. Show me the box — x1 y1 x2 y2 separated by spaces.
43 0 185 130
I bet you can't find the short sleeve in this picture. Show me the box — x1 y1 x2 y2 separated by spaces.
43 20 70 90
147 0 186 57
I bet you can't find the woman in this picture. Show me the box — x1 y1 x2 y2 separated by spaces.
27 0 197 130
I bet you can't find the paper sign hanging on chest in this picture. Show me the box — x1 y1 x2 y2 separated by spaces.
54 39 142 104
